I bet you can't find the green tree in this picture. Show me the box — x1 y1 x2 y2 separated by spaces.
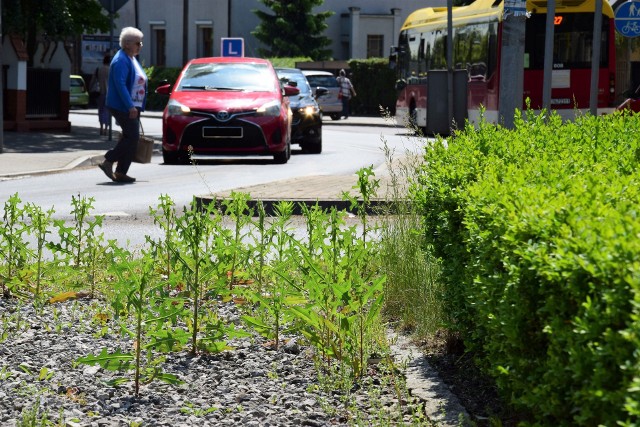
252 0 334 60
2 0 111 66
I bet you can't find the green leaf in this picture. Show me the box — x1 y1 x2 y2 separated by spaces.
153 372 184 385
76 348 134 372
242 315 272 336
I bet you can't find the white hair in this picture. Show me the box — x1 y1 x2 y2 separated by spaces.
119 27 144 48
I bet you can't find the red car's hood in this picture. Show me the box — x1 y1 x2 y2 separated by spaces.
170 90 281 112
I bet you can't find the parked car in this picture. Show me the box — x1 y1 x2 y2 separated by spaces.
302 70 342 120
617 84 640 113
69 75 89 108
275 67 325 154
155 57 299 164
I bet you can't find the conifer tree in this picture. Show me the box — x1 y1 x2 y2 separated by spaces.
252 0 334 60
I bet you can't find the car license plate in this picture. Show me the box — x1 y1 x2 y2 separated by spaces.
202 127 243 138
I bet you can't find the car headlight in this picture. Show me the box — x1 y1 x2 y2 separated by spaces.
256 100 281 117
299 105 319 117
167 99 191 116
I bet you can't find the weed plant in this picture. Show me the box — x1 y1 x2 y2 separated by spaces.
0 193 30 298
0 158 437 426
17 398 64 427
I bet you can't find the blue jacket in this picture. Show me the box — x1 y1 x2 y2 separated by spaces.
106 49 147 113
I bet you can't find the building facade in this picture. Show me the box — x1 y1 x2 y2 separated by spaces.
80 0 442 73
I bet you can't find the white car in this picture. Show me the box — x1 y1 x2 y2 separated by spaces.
302 70 342 120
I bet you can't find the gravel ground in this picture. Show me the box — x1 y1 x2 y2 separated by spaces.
0 298 428 427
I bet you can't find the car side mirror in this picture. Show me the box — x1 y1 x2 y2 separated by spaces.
314 87 328 98
155 83 172 95
283 85 300 97
395 79 407 91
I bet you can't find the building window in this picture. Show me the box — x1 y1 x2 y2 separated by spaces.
151 27 166 66
367 35 384 58
197 26 214 57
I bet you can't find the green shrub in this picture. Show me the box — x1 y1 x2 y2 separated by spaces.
144 66 182 111
348 58 397 116
412 110 640 425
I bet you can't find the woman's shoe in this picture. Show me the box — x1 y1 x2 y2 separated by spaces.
113 172 136 183
98 161 114 181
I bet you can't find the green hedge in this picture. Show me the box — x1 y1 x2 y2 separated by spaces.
143 66 182 111
412 110 640 425
347 58 397 116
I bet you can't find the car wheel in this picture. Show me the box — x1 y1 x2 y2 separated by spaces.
330 114 341 120
162 149 181 165
273 140 291 164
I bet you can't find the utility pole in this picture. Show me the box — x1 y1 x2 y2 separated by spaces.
498 1 527 129
447 0 454 130
589 0 603 115
542 0 555 111
109 0 115 142
183 0 189 66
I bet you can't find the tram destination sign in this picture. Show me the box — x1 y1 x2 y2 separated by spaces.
615 0 640 37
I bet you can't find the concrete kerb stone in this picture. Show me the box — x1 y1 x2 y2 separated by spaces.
388 330 471 426
194 170 406 216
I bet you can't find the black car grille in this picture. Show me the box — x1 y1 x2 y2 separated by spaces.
291 111 302 126
179 113 267 151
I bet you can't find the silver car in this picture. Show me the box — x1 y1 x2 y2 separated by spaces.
302 70 342 120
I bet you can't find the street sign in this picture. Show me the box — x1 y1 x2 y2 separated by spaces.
615 0 640 37
504 0 527 17
221 38 244 57
98 0 129 13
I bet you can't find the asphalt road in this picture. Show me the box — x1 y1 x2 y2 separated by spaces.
0 112 424 248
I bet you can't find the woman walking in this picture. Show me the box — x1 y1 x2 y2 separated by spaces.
97 53 111 135
98 27 147 184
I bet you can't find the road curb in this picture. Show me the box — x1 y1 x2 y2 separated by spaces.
194 173 404 216
388 329 471 426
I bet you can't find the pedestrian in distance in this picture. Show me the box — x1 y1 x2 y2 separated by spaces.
96 53 111 136
98 27 147 184
337 69 356 119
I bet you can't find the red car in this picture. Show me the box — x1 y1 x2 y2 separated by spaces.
156 57 299 164
617 84 640 113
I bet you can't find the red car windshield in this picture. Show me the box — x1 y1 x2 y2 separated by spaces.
178 62 276 92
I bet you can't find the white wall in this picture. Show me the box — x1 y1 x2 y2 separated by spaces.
92 0 445 67
3 37 26 91
33 42 72 90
